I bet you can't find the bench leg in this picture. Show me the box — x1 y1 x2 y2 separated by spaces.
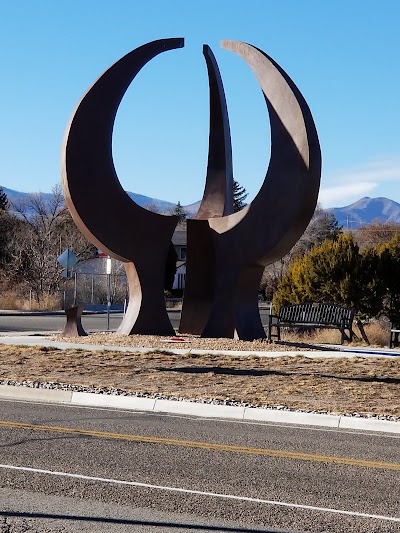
339 328 351 345
267 323 281 343
339 318 352 345
267 321 272 342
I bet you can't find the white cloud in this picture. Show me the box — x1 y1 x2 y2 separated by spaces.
319 156 400 208
319 182 377 207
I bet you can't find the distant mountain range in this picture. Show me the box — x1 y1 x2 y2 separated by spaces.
1 186 179 213
3 186 400 227
2 185 202 218
329 197 400 229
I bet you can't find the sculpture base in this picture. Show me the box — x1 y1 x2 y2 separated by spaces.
61 306 87 337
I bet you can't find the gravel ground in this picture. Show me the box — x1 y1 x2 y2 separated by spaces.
57 332 316 352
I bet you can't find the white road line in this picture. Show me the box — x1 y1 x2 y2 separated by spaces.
1 463 398 523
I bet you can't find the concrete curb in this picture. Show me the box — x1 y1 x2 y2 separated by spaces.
0 384 73 404
1 384 400 435
243 408 341 428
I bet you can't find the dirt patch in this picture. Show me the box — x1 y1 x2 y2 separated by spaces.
1 341 399 418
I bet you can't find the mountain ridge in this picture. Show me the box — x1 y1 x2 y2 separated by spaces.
3 186 400 226
1 186 178 213
329 196 400 228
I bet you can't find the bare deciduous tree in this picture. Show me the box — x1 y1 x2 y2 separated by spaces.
353 221 400 250
8 184 95 304
260 206 342 300
144 203 161 214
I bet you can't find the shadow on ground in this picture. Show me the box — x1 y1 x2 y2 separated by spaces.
157 365 400 385
0 511 294 533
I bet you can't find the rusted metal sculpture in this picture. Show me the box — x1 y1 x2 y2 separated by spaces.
195 45 234 220
62 39 182 335
62 38 321 340
61 306 87 337
180 41 321 340
62 39 235 336
179 44 234 335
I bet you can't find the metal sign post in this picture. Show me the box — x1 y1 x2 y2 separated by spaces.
57 248 78 309
106 256 112 330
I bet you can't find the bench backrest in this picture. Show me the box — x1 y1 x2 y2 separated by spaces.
278 303 354 326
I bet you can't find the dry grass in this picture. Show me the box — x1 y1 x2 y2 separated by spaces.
0 291 28 311
281 328 342 345
360 321 390 346
28 293 62 311
280 321 390 348
0 291 62 311
1 343 399 418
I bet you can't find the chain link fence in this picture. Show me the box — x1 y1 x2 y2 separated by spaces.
63 271 128 310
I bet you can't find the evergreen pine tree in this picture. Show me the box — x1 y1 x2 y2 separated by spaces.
0 187 9 211
171 201 187 223
273 233 366 314
233 180 248 212
377 237 400 322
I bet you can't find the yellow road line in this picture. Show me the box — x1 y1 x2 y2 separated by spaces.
1 419 399 471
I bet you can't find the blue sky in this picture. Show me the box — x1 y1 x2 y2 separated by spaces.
0 0 399 209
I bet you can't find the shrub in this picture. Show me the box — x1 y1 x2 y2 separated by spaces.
273 233 384 319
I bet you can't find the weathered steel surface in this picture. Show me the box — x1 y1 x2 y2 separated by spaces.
62 39 183 335
181 40 321 340
62 38 321 340
61 306 87 337
195 45 234 220
179 45 234 335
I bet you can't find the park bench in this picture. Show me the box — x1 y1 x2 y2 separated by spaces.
268 302 355 345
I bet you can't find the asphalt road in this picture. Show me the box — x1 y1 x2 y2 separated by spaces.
0 399 399 532
0 311 177 334
0 309 271 335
